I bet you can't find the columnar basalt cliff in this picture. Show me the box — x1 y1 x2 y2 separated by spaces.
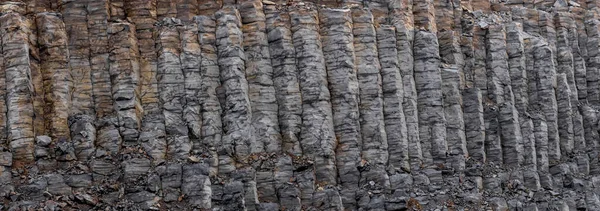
4 0 600 210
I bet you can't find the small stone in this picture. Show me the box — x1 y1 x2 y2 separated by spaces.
36 136 52 147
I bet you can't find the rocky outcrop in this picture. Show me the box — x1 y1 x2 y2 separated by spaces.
4 1 600 210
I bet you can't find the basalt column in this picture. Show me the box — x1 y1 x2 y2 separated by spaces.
0 12 35 165
290 4 339 209
352 8 389 209
157 19 191 161
320 8 357 210
239 0 281 154
264 4 303 210
35 13 70 142
195 15 221 176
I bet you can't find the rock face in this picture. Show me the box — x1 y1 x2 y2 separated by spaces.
4 0 600 210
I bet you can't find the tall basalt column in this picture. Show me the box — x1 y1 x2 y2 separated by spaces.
157 19 191 161
195 15 221 176
290 4 338 207
240 0 281 154
533 113 550 176
351 9 389 207
377 25 409 174
557 74 574 156
463 87 486 163
585 11 600 105
179 24 202 145
62 0 98 162
414 30 446 167
87 0 123 161
124 0 167 162
108 22 142 147
264 4 302 156
320 8 359 209
215 6 252 177
264 4 303 210
572 7 588 102
35 13 71 142
506 22 528 114
533 42 561 163
0 12 35 164
442 68 467 172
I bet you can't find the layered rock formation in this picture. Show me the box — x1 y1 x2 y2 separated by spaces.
3 0 600 210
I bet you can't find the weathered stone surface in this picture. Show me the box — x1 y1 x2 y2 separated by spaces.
2 1 600 210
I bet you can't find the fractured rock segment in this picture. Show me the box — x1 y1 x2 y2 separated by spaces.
557 73 574 156
265 4 302 156
157 19 191 161
352 7 389 195
506 22 528 114
108 22 142 145
182 163 212 209
585 11 600 105
463 87 486 163
0 12 35 164
157 0 177 20
582 105 600 174
176 0 199 23
216 6 252 163
61 0 96 160
498 88 524 168
377 25 409 173
179 24 202 144
572 7 589 102
290 4 337 206
124 0 167 162
195 15 221 174
414 30 446 167
319 7 358 209
442 68 467 172
240 0 281 154
35 13 70 141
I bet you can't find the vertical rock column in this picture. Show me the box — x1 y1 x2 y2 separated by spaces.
156 19 191 205
572 7 588 102
35 13 70 141
377 25 409 174
195 15 221 176
108 22 142 147
585 10 600 105
61 0 96 160
560 11 588 171
179 23 202 145
290 4 339 208
215 6 255 210
0 12 35 164
157 19 191 160
320 8 359 210
264 4 302 156
555 12 577 157
125 0 167 163
215 6 252 165
351 9 389 209
533 41 561 164
264 4 303 210
239 0 281 154
239 1 280 207
377 24 412 209
391 0 422 171
88 0 123 162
